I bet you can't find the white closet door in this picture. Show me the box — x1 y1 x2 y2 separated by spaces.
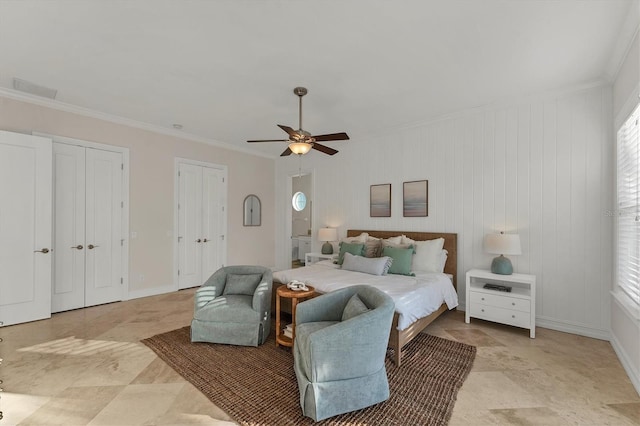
201 166 225 281
178 163 203 289
52 143 86 312
85 148 123 306
0 131 52 326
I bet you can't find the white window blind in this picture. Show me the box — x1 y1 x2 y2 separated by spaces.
617 103 640 304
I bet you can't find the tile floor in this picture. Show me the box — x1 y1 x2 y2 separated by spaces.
1 289 639 425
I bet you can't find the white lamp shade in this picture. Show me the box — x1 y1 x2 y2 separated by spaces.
288 141 312 155
484 233 522 255
318 227 337 242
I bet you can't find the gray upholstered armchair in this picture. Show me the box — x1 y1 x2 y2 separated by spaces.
191 265 273 347
293 285 395 421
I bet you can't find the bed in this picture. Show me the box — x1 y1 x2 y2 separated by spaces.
273 230 458 366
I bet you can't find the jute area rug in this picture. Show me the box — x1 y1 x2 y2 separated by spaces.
142 327 476 426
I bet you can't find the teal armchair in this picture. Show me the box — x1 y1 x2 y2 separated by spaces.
293 285 395 421
191 265 272 347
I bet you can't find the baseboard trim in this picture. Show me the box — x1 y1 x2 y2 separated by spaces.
456 304 610 341
127 284 177 301
610 332 640 396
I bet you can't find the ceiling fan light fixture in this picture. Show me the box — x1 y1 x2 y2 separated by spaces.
288 141 312 155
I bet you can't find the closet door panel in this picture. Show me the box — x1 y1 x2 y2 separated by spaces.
0 131 52 326
85 148 123 306
178 164 203 289
201 167 224 281
52 143 86 312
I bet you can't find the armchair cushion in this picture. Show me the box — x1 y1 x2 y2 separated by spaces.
341 294 370 321
193 295 259 323
223 273 263 296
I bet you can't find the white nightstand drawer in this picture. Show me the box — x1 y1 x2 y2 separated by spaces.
470 291 530 313
470 303 531 328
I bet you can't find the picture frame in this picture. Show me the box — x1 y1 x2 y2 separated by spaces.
370 184 391 217
403 180 428 217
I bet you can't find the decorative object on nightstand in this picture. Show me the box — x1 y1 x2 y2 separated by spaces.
484 232 521 275
318 227 337 254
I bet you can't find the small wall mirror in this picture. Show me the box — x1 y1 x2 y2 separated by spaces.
243 195 261 226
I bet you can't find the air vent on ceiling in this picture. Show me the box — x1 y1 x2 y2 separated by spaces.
13 78 57 99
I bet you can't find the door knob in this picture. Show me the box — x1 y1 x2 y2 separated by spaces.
71 245 83 250
88 244 99 250
196 239 202 243
203 238 209 243
34 248 50 253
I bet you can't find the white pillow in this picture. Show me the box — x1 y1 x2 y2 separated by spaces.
401 235 415 245
411 238 445 273
439 249 448 273
342 252 393 276
383 235 402 245
341 232 369 244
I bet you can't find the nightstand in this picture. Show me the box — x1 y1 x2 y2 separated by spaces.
304 252 337 265
465 269 536 338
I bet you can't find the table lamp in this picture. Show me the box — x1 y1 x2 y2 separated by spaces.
318 227 337 255
484 232 522 275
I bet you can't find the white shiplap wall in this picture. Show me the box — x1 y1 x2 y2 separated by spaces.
275 84 613 339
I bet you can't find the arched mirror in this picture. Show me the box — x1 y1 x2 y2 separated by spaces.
243 195 261 226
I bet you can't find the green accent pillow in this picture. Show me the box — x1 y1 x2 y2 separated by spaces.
342 294 370 321
337 242 365 265
223 273 262 296
382 245 415 276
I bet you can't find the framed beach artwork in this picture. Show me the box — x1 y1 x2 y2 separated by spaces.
370 184 391 217
403 180 428 217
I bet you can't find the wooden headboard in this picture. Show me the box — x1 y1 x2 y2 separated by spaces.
347 230 458 289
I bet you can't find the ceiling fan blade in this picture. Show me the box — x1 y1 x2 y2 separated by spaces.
312 142 338 155
277 124 296 136
247 139 288 143
280 147 293 156
312 132 350 142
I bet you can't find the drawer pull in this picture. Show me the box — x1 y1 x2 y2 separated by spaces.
512 302 515 306
481 309 485 312
481 297 485 301
512 315 515 318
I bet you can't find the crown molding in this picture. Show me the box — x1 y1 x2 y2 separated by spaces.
0 87 276 159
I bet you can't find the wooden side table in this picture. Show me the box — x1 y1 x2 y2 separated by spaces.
275 285 315 347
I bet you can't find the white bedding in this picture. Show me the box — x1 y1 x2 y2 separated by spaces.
273 260 458 330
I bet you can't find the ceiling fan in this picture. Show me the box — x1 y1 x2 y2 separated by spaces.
247 87 349 156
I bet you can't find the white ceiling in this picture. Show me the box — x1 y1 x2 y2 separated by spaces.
0 0 636 157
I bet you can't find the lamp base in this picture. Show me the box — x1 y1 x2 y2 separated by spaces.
491 255 513 275
321 242 334 255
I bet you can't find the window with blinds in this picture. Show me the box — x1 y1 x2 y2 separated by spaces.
617 103 640 305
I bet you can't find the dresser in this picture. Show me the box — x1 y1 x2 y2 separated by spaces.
465 269 536 338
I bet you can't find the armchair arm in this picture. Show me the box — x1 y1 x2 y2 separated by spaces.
296 287 360 324
252 276 273 318
193 268 227 313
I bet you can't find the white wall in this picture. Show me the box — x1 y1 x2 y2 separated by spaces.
0 95 275 299
276 84 613 339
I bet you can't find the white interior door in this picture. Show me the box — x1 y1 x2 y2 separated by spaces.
52 143 86 312
0 131 52 326
85 148 123 306
178 163 203 289
201 167 225 280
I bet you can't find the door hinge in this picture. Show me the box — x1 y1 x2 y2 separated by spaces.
178 171 181 177
120 277 123 284
178 269 180 276
222 177 225 183
221 235 225 240
178 203 181 210
121 201 124 208
222 206 224 211
121 163 124 170
121 239 124 246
